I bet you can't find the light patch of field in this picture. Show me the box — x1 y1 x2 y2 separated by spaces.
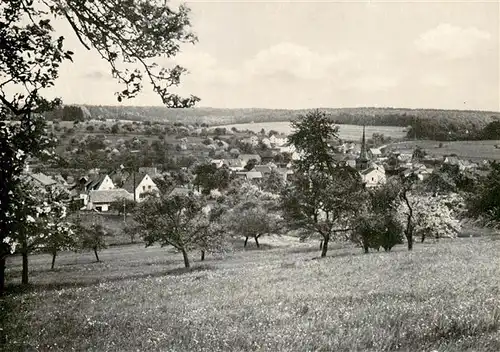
3 236 500 351
389 140 500 161
216 122 407 141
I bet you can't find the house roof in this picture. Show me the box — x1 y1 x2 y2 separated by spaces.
28 172 58 187
360 167 380 175
122 172 147 193
89 189 133 204
222 159 243 167
246 171 263 179
85 174 108 191
253 165 273 173
238 154 261 162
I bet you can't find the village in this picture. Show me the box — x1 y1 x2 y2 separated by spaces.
22 124 489 214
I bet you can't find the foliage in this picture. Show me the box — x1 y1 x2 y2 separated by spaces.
262 169 285 194
281 169 364 257
109 197 136 216
288 110 340 174
134 193 225 268
466 162 500 228
193 163 231 195
398 192 463 243
77 222 109 262
352 180 404 253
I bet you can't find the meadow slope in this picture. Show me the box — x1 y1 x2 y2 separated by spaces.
2 236 500 352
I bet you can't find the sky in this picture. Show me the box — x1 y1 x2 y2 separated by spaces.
49 0 499 111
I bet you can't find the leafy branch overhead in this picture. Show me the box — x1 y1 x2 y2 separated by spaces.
1 0 200 117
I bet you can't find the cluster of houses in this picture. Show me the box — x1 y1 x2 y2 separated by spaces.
24 166 160 213
23 127 489 214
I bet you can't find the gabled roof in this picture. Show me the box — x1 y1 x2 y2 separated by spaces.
246 171 263 179
85 174 107 191
28 172 57 187
89 189 133 204
122 172 147 193
360 167 381 175
222 159 243 167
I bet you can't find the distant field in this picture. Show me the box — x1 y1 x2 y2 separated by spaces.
389 140 500 161
216 122 407 141
3 235 500 351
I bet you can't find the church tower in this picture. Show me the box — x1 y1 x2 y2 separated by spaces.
356 125 370 170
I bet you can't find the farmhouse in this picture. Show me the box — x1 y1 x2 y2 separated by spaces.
122 172 159 202
87 189 133 212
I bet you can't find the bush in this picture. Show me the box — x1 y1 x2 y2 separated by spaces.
86 125 95 132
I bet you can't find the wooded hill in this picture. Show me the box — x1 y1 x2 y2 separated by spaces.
45 105 500 141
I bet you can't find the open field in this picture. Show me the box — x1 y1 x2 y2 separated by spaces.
389 140 500 161
2 235 500 351
216 122 407 141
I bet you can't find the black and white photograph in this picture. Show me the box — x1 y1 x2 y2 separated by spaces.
1 0 499 350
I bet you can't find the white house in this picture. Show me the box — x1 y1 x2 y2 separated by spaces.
123 173 159 202
360 167 386 188
269 135 287 147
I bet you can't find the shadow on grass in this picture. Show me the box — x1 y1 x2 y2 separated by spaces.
4 264 215 297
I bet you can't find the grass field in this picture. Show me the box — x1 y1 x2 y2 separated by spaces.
2 235 500 351
389 140 500 161
216 122 407 141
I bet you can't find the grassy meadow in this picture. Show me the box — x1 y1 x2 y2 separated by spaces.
2 235 500 351
388 140 500 161
216 122 408 141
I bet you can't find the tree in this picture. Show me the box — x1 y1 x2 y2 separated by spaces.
134 193 220 268
287 110 340 174
1 0 199 294
109 197 136 218
282 169 364 257
244 159 258 171
262 169 285 194
399 192 463 243
466 162 500 228
352 180 404 253
78 222 108 262
223 182 282 248
193 163 230 195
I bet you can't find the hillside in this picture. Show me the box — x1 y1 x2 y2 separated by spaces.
77 106 499 127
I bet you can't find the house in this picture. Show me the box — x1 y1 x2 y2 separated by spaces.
26 172 58 189
241 136 259 147
238 154 262 167
139 167 159 176
259 150 278 163
269 135 287 147
210 159 225 168
122 172 159 202
234 171 263 181
360 167 387 188
369 148 383 159
84 174 115 192
87 189 134 212
276 168 294 181
222 159 244 171
252 165 274 177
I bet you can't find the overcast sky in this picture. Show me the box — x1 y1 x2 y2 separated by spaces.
49 0 499 111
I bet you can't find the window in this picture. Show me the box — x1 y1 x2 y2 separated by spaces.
143 186 146 191
148 185 152 190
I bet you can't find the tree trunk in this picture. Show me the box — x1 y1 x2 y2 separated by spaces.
421 233 426 243
181 248 190 268
319 240 323 250
254 235 260 248
321 235 329 257
0 256 5 295
363 242 369 254
51 251 57 270
244 236 249 247
200 250 205 261
22 251 28 285
93 247 100 262
406 230 413 251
